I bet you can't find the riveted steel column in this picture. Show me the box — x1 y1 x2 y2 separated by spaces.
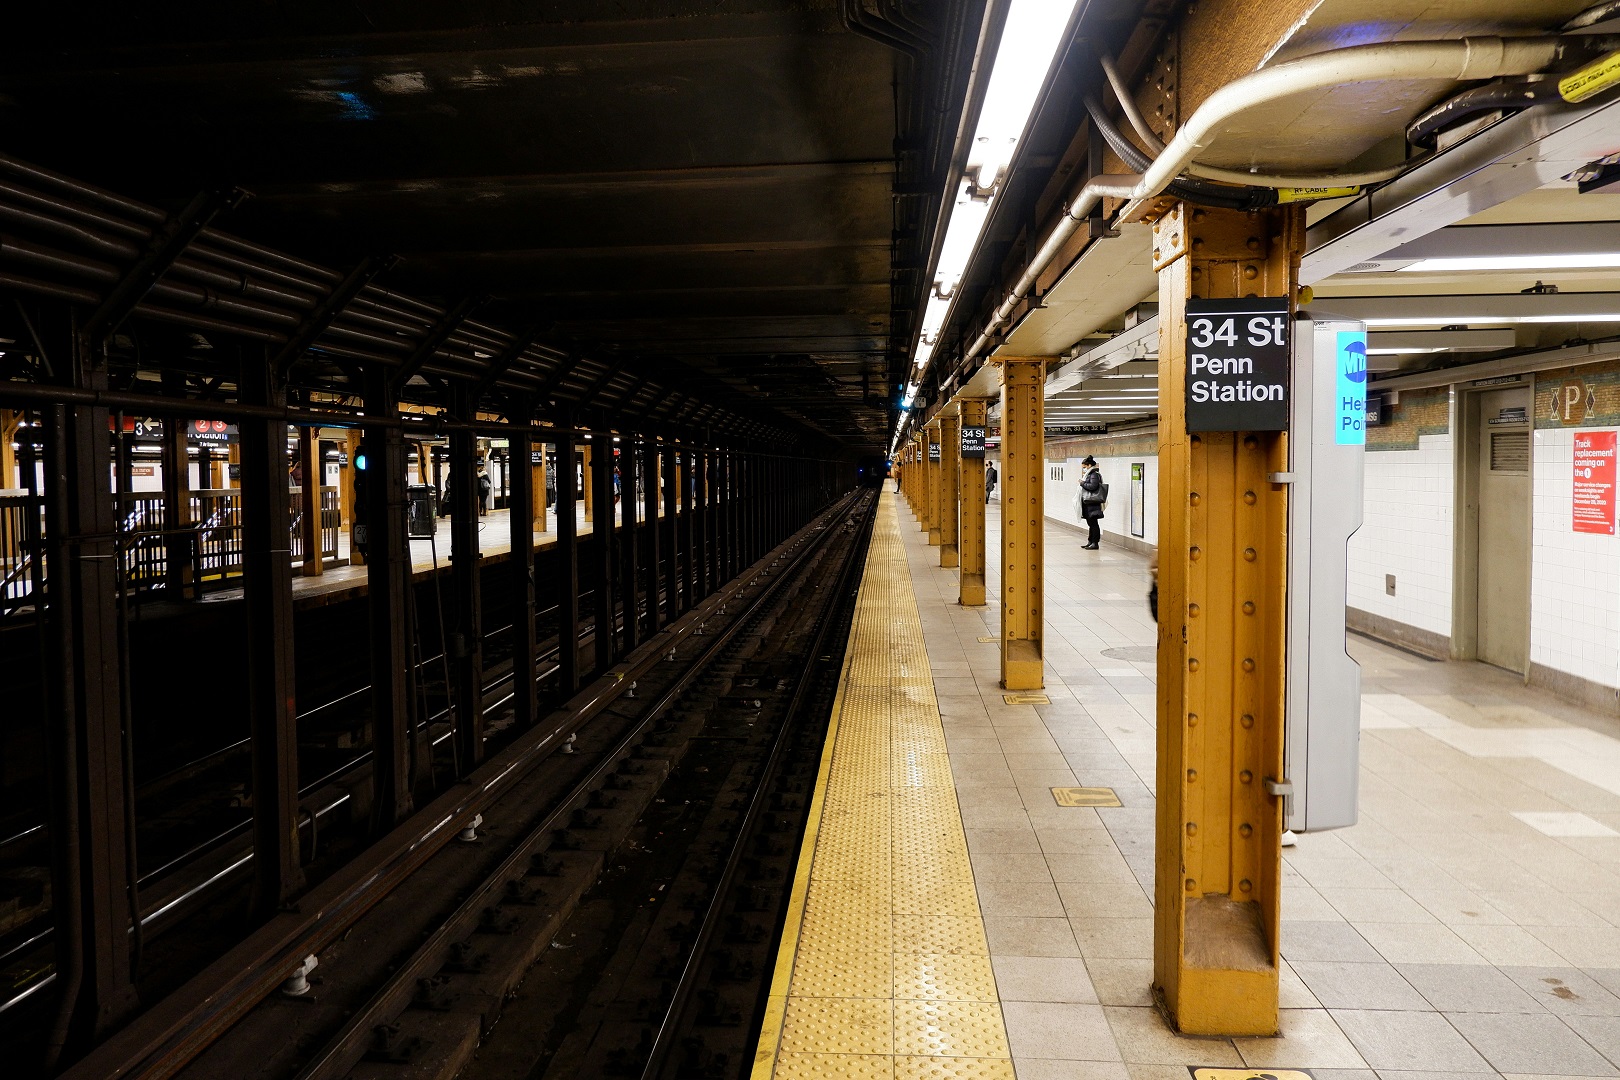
939 410 960 568
555 426 581 694
620 430 640 652
344 428 364 566
927 422 944 546
592 430 616 670
693 448 709 601
998 357 1045 691
533 439 548 534
581 440 594 524
682 447 697 599
363 367 412 827
239 363 304 917
662 435 680 614
959 399 988 606
1153 202 1302 1037
914 435 927 524
508 425 538 730
45 311 138 1045
160 371 194 598
297 424 322 577
642 435 662 633
448 389 484 774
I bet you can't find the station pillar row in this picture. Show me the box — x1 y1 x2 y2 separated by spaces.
958 398 988 606
931 421 944 548
915 433 928 530
914 435 924 516
998 357 1044 691
939 410 960 568
1152 201 1303 1037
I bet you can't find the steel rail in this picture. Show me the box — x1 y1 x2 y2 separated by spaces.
288 492 862 1080
55 498 844 1080
640 493 873 1079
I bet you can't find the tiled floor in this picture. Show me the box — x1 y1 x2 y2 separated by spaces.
897 492 1620 1079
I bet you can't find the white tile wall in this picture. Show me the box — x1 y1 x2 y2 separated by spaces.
1530 427 1620 689
1044 453 1158 546
1036 412 1620 693
1346 432 1456 639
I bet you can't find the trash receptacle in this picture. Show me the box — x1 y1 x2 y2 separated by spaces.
407 485 437 537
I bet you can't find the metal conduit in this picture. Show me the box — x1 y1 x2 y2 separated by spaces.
953 34 1619 375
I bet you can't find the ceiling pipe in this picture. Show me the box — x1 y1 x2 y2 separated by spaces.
1098 55 1412 190
955 34 1616 372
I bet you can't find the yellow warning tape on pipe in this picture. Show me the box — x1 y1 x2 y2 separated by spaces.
1560 50 1620 103
1276 185 1363 204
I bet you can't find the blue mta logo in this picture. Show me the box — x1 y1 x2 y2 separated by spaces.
1341 339 1367 384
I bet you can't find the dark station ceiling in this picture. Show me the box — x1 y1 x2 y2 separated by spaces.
0 2 983 454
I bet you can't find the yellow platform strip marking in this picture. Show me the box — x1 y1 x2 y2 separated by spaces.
752 493 1014 1080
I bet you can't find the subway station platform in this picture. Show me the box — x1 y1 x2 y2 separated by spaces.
757 492 1620 1078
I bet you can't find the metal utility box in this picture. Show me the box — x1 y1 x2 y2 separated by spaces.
1282 313 1366 832
407 484 438 538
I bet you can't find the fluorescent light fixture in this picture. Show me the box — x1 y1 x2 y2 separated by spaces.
1362 314 1620 327
1397 254 1620 273
898 0 1082 428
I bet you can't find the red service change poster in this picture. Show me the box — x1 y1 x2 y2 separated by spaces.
1573 430 1618 535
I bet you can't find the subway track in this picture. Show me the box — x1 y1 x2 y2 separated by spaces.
0 589 598 1026
0 525 679 1039
55 491 874 1080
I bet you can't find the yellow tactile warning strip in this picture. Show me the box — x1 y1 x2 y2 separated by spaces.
752 493 1015 1080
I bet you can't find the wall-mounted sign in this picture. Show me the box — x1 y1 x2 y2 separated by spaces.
961 425 986 459
927 441 941 463
1548 378 1595 424
1365 394 1383 427
1184 297 1290 432
1335 330 1367 444
1130 463 1146 538
1044 424 1107 435
189 419 238 444
1488 406 1528 425
1573 430 1617 535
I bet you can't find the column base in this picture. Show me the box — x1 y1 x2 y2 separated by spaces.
1164 966 1278 1036
1000 638 1043 690
940 543 958 568
958 574 985 606
927 527 941 546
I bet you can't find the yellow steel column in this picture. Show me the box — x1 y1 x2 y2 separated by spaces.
1152 202 1302 1036
582 442 594 523
904 442 914 506
998 358 1045 690
939 409 960 567
534 446 547 533
925 420 943 546
915 434 929 531
958 399 987 606
345 428 364 566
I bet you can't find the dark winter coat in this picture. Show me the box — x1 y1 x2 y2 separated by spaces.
1079 467 1105 520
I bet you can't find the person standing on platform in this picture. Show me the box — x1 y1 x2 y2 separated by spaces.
477 466 492 516
1078 455 1106 549
892 462 902 493
984 460 997 503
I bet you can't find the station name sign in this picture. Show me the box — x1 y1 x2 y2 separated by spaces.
927 440 941 463
960 425 986 459
1184 297 1290 432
